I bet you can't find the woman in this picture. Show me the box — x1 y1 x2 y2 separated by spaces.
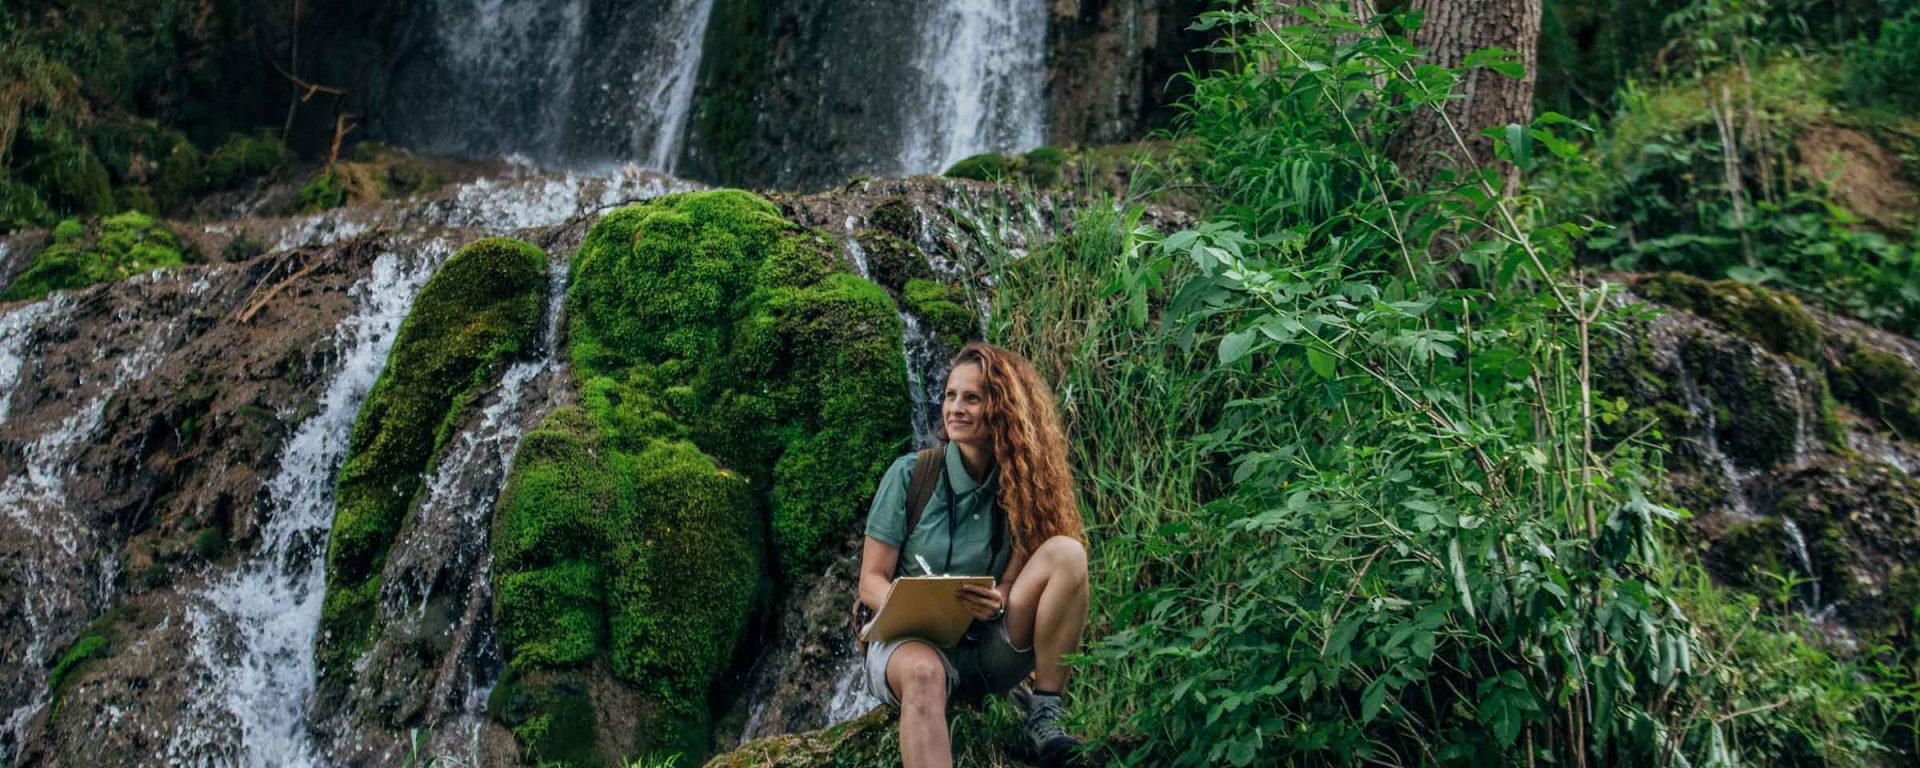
857 341 1090 768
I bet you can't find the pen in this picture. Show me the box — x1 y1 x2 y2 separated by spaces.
914 554 935 576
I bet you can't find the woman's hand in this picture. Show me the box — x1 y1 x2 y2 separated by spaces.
956 583 1004 621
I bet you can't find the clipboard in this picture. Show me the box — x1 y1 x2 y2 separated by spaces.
858 575 994 647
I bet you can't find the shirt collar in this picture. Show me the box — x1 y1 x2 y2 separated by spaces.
944 441 995 495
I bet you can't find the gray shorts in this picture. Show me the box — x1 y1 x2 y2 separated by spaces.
864 620 1035 706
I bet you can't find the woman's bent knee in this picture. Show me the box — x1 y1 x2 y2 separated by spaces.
1040 535 1088 574
888 644 948 703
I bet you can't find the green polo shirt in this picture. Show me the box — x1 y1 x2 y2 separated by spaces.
865 442 1011 579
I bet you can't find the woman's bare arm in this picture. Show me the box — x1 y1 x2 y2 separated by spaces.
858 536 901 611
995 548 1029 609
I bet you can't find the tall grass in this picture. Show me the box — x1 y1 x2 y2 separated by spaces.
977 3 1890 765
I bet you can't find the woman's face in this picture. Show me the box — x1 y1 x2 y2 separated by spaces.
942 362 990 448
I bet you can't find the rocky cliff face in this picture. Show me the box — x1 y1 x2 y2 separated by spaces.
0 166 1115 766
1598 274 1920 639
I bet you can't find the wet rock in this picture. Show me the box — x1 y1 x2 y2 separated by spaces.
707 700 1048 768
1601 273 1920 638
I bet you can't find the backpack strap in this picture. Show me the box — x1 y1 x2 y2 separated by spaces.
902 443 946 539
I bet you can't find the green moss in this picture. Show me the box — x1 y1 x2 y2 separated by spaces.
318 236 546 676
46 632 109 701
488 668 603 768
51 218 84 242
193 527 225 560
298 170 347 213
944 152 1021 182
607 441 760 699
205 132 294 191
1829 342 1920 439
903 278 975 340
1024 146 1068 187
492 190 908 760
1638 273 1824 361
1 211 189 301
854 228 928 294
569 190 787 371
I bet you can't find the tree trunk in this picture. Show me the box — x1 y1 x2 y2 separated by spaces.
1390 0 1541 190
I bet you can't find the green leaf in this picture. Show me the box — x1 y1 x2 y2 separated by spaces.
1462 47 1525 79
1449 537 1476 621
1305 346 1337 379
1219 329 1258 365
1361 676 1390 723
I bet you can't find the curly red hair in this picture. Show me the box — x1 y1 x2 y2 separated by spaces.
946 342 1084 561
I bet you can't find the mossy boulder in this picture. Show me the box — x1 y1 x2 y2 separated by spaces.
1 211 190 301
568 190 908 578
1829 341 1920 439
903 278 976 340
704 700 1043 768
318 236 547 676
943 146 1078 189
490 190 908 763
1635 274 1823 362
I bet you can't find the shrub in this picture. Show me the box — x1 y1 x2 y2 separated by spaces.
298 169 347 212
205 132 294 191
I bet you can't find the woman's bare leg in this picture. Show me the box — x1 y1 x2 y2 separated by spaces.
1006 535 1090 692
887 642 952 768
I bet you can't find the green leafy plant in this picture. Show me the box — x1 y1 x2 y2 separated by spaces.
972 4 1892 765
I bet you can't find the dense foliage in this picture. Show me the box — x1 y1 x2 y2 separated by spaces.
974 4 1906 765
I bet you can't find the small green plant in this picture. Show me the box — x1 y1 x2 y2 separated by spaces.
298 169 348 212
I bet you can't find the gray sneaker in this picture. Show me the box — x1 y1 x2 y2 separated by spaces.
1022 691 1081 767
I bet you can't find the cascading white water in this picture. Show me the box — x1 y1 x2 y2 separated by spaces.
395 0 712 170
410 0 588 161
0 289 179 760
182 242 447 767
635 0 715 171
899 0 1048 176
0 297 66 423
403 257 572 765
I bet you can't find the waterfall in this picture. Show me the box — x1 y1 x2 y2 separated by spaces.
389 0 715 171
0 288 180 762
899 0 1048 176
401 257 572 764
0 298 66 423
390 0 588 161
180 242 448 766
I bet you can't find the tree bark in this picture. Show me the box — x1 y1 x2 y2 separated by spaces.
1390 0 1541 190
